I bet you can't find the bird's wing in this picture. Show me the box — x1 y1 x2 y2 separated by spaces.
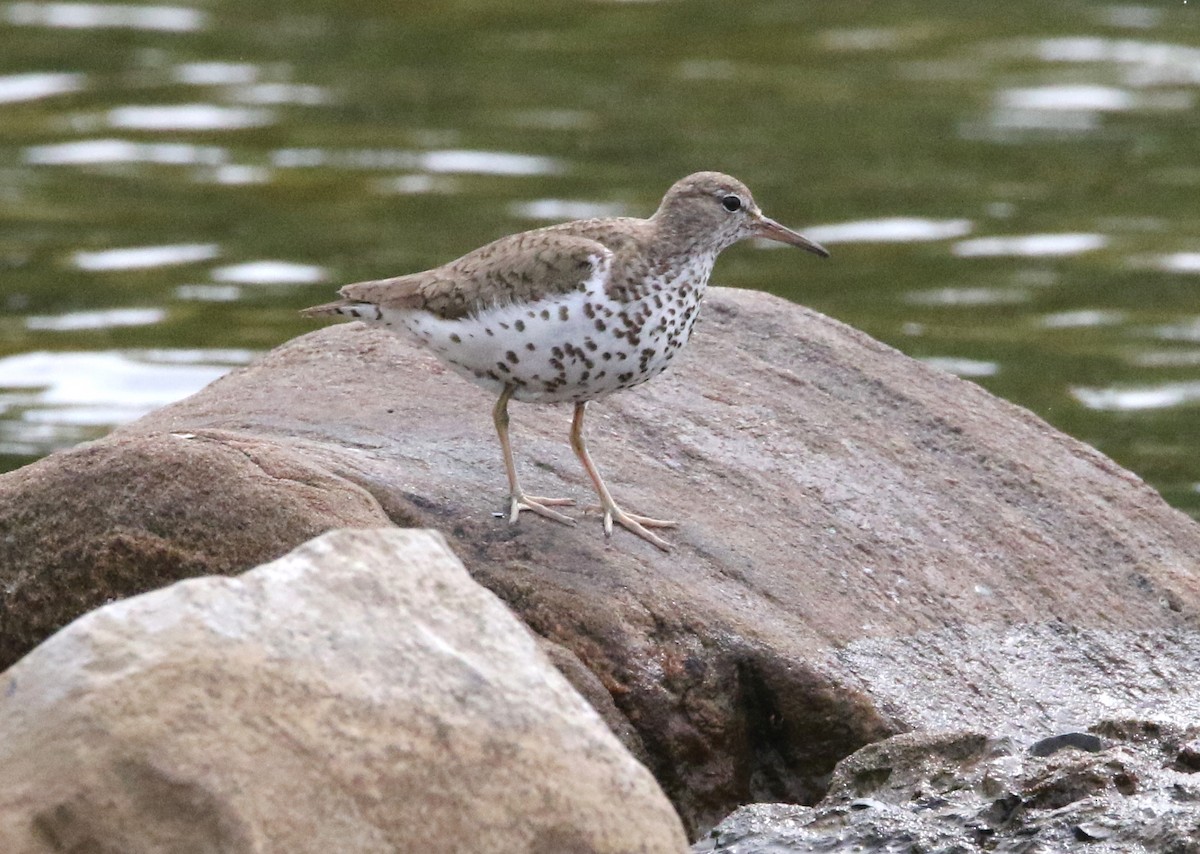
335 231 615 320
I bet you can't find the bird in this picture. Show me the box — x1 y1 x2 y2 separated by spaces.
302 171 828 551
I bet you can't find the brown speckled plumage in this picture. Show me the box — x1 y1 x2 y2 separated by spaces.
303 171 828 550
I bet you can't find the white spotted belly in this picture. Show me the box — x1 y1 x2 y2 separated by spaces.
380 283 706 403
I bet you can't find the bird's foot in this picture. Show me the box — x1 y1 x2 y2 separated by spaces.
508 493 576 526
597 504 677 552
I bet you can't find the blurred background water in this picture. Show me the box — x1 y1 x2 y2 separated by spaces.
1 0 1198 519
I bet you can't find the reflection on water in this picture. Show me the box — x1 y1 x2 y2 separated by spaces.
952 234 1109 258
4 1 205 31
107 104 276 131
960 35 1200 141
202 164 271 185
0 71 83 103
1 0 1199 519
1037 37 1200 86
1156 253 1200 274
375 174 460 195
420 150 564 176
0 350 250 456
801 218 973 245
1038 309 1127 329
26 308 165 331
172 61 257 86
986 85 1138 136
510 199 629 221
1153 319 1200 343
210 261 326 285
1073 382 1200 412
174 284 241 302
24 139 227 165
905 287 1031 307
1130 350 1200 368
228 83 328 106
999 84 1137 112
73 244 220 271
262 148 564 176
920 357 1000 379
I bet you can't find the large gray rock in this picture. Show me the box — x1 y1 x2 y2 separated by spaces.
0 528 688 854
695 721 1200 853
2 287 1199 835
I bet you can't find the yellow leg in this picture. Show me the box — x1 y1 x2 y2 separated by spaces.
569 401 676 551
493 386 575 526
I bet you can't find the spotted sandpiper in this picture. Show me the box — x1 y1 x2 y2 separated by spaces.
303 171 828 550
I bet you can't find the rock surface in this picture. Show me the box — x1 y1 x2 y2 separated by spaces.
2 286 1199 836
0 431 389 668
695 721 1200 853
0 528 688 854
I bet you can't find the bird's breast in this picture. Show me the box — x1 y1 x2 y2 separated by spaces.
382 260 711 404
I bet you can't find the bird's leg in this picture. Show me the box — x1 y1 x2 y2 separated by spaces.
493 385 575 526
569 401 676 552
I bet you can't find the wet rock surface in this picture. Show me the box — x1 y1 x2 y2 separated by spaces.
2 287 1199 838
0 529 688 854
695 722 1200 853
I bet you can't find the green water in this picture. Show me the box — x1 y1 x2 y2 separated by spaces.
2 0 1199 518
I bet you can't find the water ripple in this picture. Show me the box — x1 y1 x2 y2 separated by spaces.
801 218 973 244
24 138 227 166
210 261 326 285
269 147 563 176
4 1 205 31
920 357 1000 378
73 243 219 271
1037 37 1200 87
172 62 258 85
1152 318 1200 342
509 199 628 220
26 308 165 331
953 233 1109 258
174 284 241 302
0 350 250 438
108 104 275 131
228 83 329 106
1039 309 1128 329
1155 253 1200 274
1073 381 1200 411
420 149 564 176
905 287 1031 307
999 84 1136 112
0 71 84 103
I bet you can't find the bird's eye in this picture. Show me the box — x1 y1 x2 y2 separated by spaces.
721 194 742 213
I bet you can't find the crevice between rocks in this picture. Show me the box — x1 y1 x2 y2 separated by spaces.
516 613 905 838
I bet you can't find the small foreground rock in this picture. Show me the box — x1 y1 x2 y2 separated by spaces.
0 528 688 854
695 722 1200 853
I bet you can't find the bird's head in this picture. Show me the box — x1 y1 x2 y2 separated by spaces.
654 171 829 258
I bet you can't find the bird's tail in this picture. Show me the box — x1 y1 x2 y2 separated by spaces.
300 299 380 321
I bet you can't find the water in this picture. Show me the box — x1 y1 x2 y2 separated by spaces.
1 0 1198 519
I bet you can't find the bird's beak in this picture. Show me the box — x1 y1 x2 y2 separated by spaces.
753 215 830 258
